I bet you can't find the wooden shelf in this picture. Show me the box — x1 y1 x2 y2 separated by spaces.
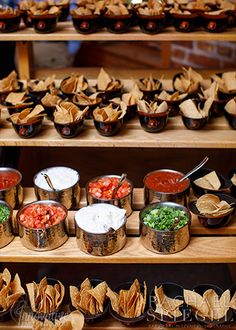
1 23 236 41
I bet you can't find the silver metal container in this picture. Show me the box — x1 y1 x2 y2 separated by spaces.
143 169 190 206
17 200 68 251
75 204 127 256
0 200 14 248
86 175 133 217
0 167 23 209
139 202 191 254
34 167 80 210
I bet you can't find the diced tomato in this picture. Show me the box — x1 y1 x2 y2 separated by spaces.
88 177 131 200
19 204 66 229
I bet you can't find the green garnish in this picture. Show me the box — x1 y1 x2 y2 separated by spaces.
0 204 11 224
142 206 189 231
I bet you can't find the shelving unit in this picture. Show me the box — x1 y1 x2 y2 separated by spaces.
1 22 236 329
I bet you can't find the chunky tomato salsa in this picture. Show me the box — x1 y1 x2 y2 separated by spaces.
19 203 66 229
88 177 131 199
0 171 20 190
144 171 189 193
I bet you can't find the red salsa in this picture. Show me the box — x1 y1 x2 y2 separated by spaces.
144 171 189 193
0 171 20 190
88 177 131 199
19 203 66 229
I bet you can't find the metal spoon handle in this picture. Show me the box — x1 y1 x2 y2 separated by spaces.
112 173 127 199
178 156 209 183
41 173 56 191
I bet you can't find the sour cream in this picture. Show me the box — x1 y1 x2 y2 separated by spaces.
75 204 126 234
34 166 79 191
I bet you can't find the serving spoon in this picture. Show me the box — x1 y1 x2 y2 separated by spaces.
177 156 209 183
112 173 127 199
41 173 56 192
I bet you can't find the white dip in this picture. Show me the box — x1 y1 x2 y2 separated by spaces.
75 204 126 234
34 166 79 190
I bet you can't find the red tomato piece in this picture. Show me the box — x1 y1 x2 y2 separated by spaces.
88 177 131 200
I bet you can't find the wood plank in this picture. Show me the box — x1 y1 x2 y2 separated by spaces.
16 42 33 80
1 236 236 263
0 24 235 41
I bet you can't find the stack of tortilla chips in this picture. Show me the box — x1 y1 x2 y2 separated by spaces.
154 285 184 318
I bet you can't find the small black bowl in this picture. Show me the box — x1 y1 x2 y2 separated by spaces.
224 111 236 130
30 14 59 33
173 73 200 97
188 192 236 228
171 12 199 32
109 281 148 326
181 114 208 130
11 119 43 139
229 168 236 198
4 94 37 116
137 111 168 133
137 13 165 34
105 13 132 33
93 117 123 137
225 9 236 28
0 81 24 105
27 87 52 101
190 167 232 197
138 78 162 101
54 118 85 138
72 14 101 34
0 13 21 33
20 9 33 27
192 284 234 328
57 4 69 22
156 92 186 117
110 101 137 121
60 76 89 99
0 294 27 323
149 282 192 326
201 12 228 32
96 82 122 104
73 95 103 119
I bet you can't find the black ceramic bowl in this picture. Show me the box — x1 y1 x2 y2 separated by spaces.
27 86 52 101
105 13 132 34
156 92 186 117
11 118 43 139
188 192 236 228
0 81 24 105
137 13 165 34
110 101 137 121
190 167 232 197
96 81 123 104
138 78 162 101
93 117 123 137
224 111 236 130
172 73 200 97
0 294 26 323
201 12 228 32
20 9 33 27
5 94 37 116
181 114 208 130
171 12 199 32
137 111 168 133
54 118 85 138
192 284 234 327
0 13 21 33
60 76 89 99
57 4 69 21
73 95 103 119
229 168 236 198
149 282 192 326
30 13 59 33
226 9 236 28
72 14 101 34
109 281 148 326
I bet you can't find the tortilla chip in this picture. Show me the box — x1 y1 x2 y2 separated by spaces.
184 289 209 317
194 171 221 190
87 281 108 313
106 287 119 314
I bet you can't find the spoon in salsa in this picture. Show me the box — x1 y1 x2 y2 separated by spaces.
112 173 127 199
177 156 209 183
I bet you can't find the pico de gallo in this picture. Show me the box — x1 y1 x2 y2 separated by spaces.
144 170 189 193
88 176 132 200
18 203 67 229
0 170 20 190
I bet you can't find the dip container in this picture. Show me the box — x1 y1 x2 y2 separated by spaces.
75 204 126 256
86 175 133 216
17 200 68 251
34 166 80 210
139 202 191 254
143 169 190 206
0 167 23 209
0 200 13 248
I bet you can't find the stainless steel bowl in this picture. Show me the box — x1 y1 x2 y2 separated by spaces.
0 200 14 248
75 204 127 256
17 200 68 251
0 167 23 209
139 202 191 254
143 169 190 206
86 175 133 217
34 166 80 210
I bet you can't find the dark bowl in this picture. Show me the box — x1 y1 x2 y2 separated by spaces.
188 192 236 228
71 279 109 324
149 282 192 326
42 105 56 119
192 284 234 327
224 111 236 130
156 92 186 117
105 13 132 33
0 81 24 105
54 118 85 138
209 99 227 117
4 94 37 116
30 14 59 33
137 13 165 34
137 111 168 133
72 14 101 34
110 101 137 121
173 73 200 97
109 281 148 326
27 87 51 101
11 119 43 139
190 167 232 197
20 9 33 27
93 117 123 137
0 294 27 323
0 13 21 33
60 76 89 99
73 95 103 119
171 12 199 32
229 168 236 198
57 4 69 21
181 114 208 130
138 78 162 101
96 81 122 104
225 9 236 28
201 12 228 32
